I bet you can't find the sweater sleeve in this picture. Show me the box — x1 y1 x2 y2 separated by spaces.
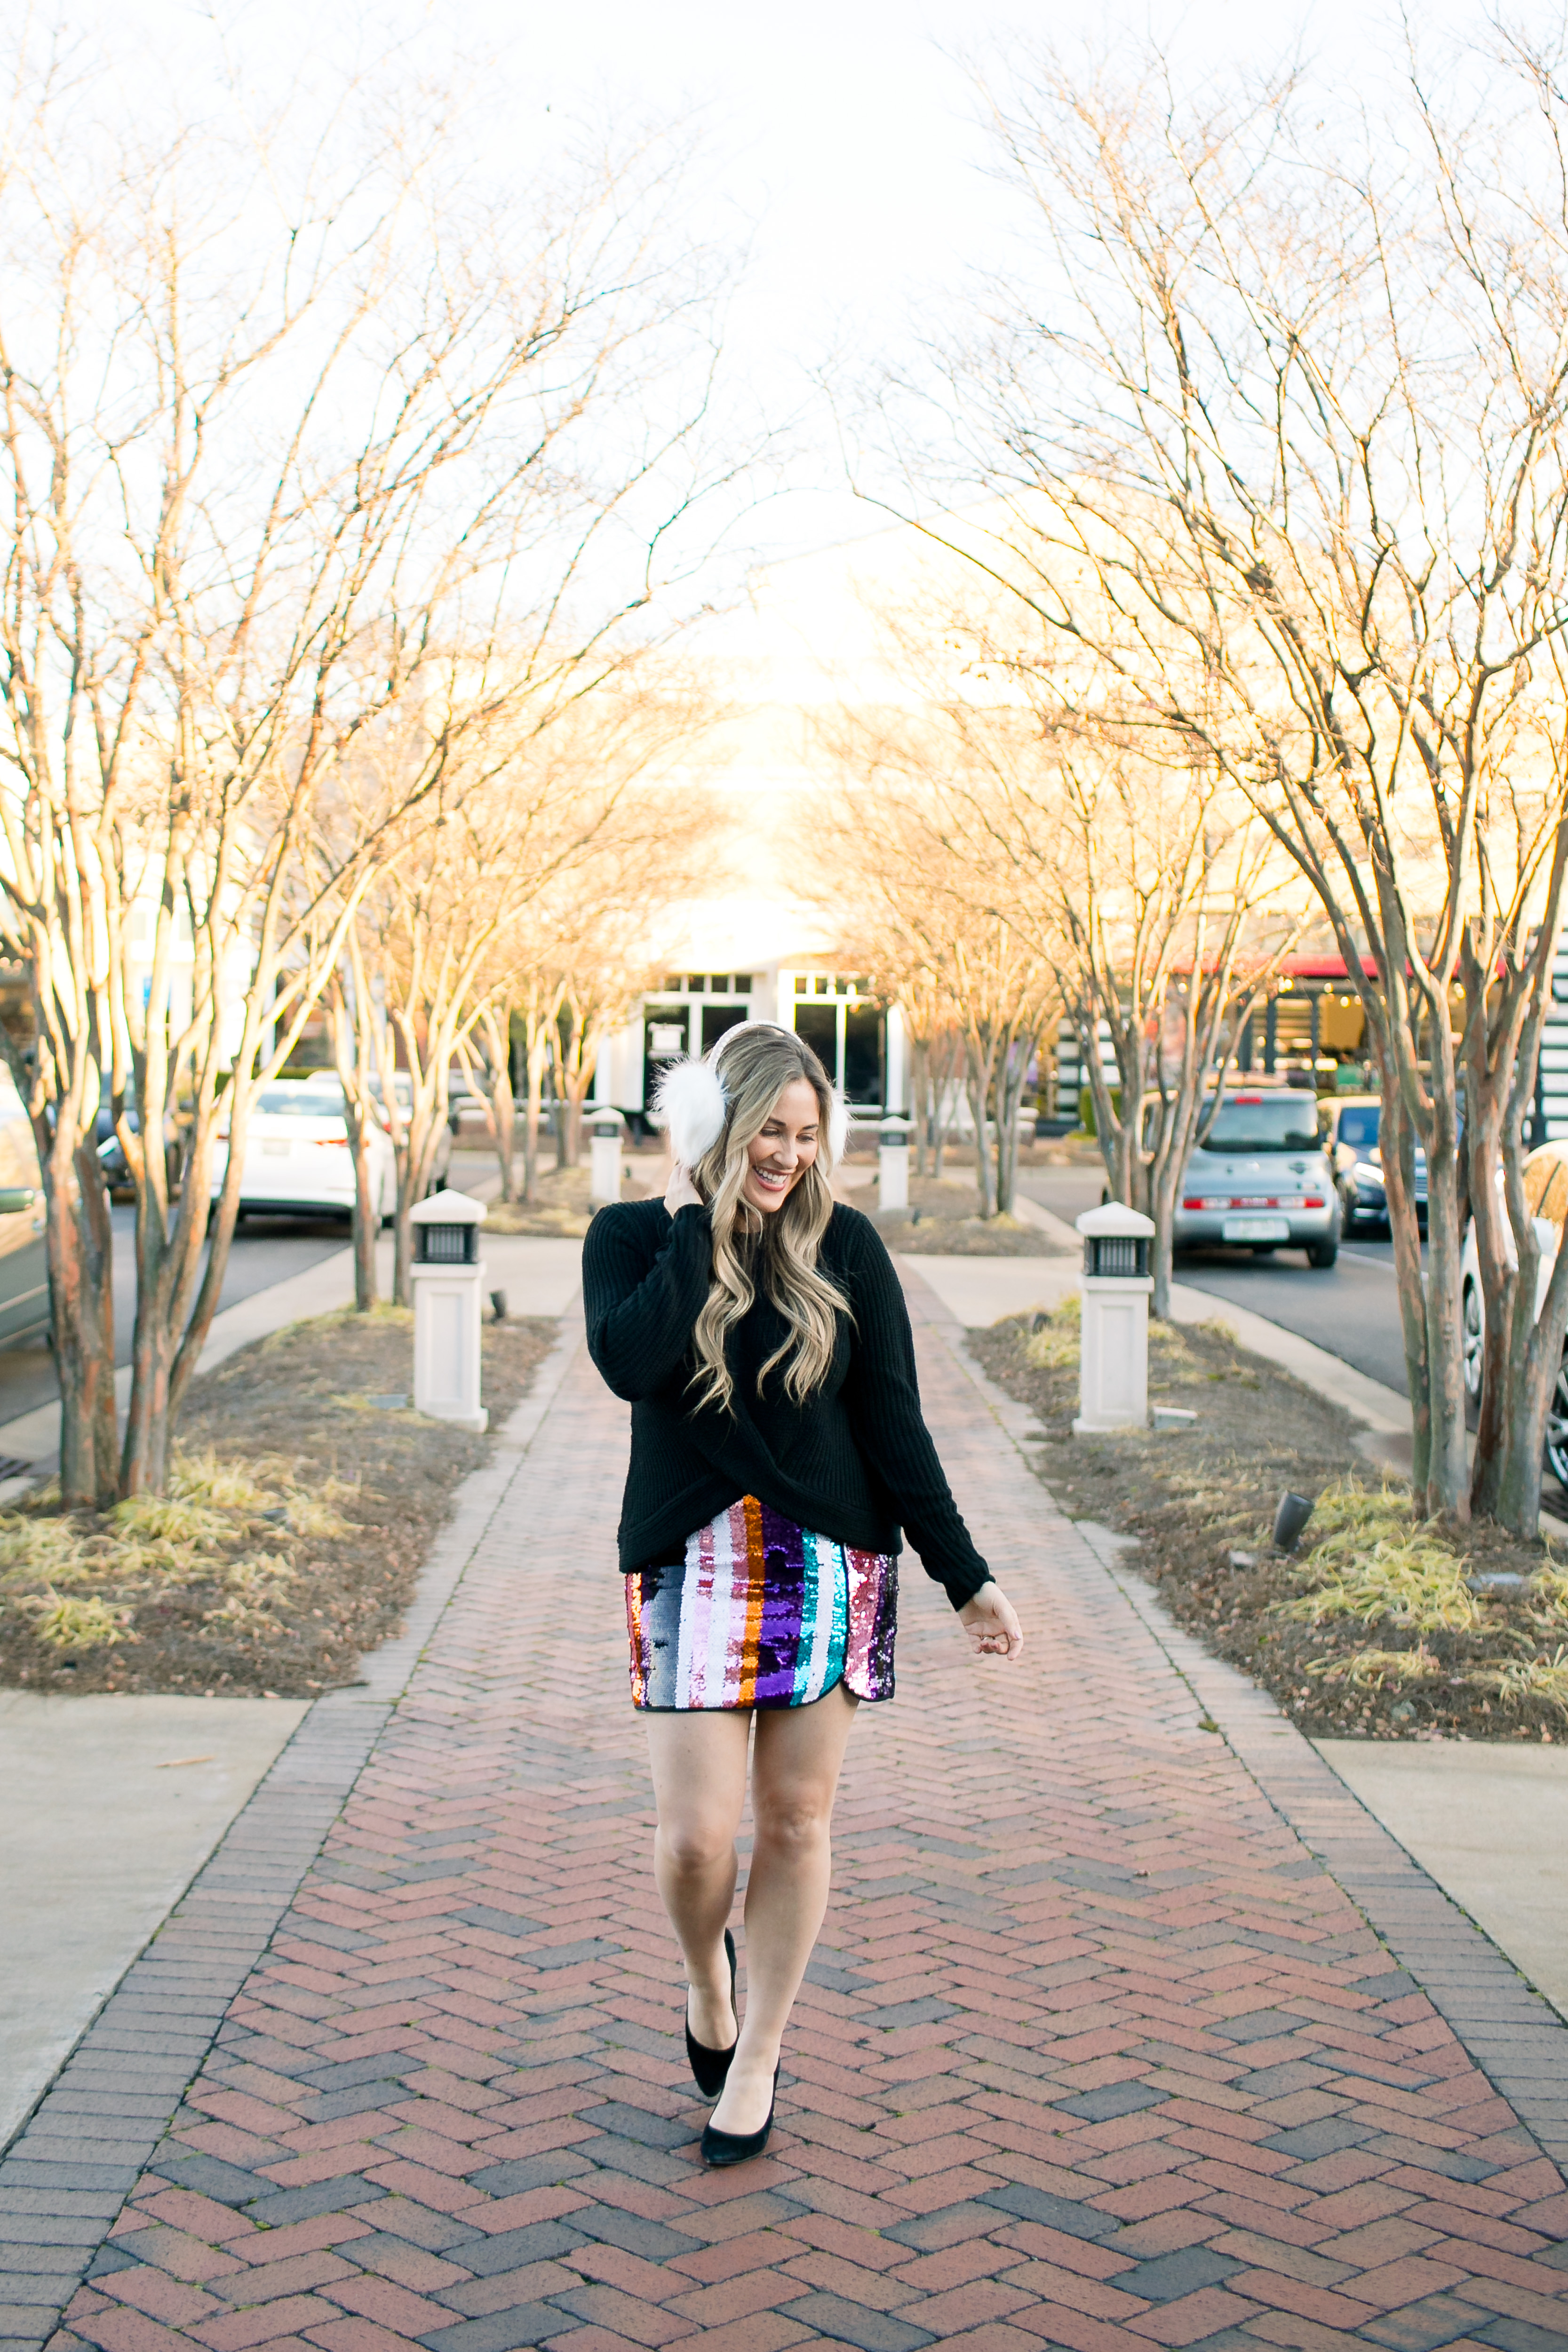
583 1203 712 1401
839 1218 993 1607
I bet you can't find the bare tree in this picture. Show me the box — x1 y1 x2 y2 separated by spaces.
867 30 1568 1520
835 588 1301 1306
0 41 736 1497
812 775 1057 1217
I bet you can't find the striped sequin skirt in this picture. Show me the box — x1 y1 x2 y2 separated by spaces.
626 1494 897 1711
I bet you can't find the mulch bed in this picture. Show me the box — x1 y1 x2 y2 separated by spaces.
481 1160 656 1237
0 1306 555 1699
871 1174 1062 1255
971 1308 1568 1743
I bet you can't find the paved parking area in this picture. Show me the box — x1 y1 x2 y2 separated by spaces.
7 1278 1568 2352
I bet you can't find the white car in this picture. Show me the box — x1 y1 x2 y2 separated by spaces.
212 1079 396 1224
1459 1141 1568 1484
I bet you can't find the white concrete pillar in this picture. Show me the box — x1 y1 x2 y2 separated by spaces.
589 1106 625 1206
410 1190 488 1433
878 1114 912 1212
884 1004 908 1115
1073 1202 1155 1435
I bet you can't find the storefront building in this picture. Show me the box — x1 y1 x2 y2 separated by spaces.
592 964 907 1135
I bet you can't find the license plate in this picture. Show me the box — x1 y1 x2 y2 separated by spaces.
1224 1216 1290 1242
261 1140 290 1158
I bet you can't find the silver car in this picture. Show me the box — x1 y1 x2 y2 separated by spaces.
1174 1089 1341 1267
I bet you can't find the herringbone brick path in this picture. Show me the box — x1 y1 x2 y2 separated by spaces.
38 1284 1568 2352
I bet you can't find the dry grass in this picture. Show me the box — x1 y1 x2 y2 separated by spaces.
1307 1644 1444 1688
1465 1646 1568 1720
0 1308 555 1693
971 1313 1568 1742
1277 1483 1481 1633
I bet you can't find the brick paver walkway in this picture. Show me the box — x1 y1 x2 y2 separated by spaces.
21 1280 1568 2352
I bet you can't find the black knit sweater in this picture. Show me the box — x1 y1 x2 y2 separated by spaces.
581 1197 992 1608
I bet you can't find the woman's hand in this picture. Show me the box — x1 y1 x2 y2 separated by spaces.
664 1160 702 1217
959 1581 1023 1660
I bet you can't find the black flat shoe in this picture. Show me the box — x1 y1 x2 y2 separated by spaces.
685 1928 738 2100
701 2063 779 2168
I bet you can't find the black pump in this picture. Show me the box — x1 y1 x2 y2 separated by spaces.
701 2063 779 2168
685 1929 738 2100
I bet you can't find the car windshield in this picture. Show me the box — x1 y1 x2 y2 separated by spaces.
1201 1094 1321 1153
256 1087 345 1119
1337 1106 1381 1151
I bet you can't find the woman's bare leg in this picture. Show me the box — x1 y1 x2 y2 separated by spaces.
710 1683 859 2135
645 1711 752 2050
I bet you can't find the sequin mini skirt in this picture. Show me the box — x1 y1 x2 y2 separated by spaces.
626 1494 897 1711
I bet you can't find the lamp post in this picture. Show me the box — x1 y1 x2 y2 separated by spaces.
409 1189 488 1433
878 1114 912 1212
1073 1201 1155 1435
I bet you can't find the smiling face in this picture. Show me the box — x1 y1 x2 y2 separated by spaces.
741 1076 821 1215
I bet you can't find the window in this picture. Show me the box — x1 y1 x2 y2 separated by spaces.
1337 1106 1381 1152
794 1001 838 1081
701 1005 747 1053
257 1086 347 1118
1202 1094 1321 1152
844 1006 882 1103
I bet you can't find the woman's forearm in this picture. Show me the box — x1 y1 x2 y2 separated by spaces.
584 1205 711 1398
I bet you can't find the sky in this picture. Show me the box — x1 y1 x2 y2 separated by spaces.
117 0 1492 576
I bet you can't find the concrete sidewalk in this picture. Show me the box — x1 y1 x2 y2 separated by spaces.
6 1259 1567 2352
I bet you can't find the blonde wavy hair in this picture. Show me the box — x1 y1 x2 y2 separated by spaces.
688 1025 850 1414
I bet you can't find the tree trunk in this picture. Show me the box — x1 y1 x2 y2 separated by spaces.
349 1111 379 1311
965 1040 999 1217
994 1038 1029 1215
47 1134 118 1511
491 1061 518 1200
911 1036 930 1176
1377 1076 1436 1509
1466 1072 1514 1521
1147 1132 1182 1320
522 1028 550 1206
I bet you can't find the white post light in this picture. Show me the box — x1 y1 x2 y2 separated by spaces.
878 1114 912 1212
410 1189 488 1434
1073 1201 1155 1435
589 1105 625 1206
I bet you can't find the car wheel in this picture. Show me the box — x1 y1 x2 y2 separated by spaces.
1546 1349 1568 1490
1306 1239 1338 1267
1461 1278 1484 1402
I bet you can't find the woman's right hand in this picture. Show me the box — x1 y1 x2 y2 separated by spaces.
959 1581 1024 1659
664 1160 702 1217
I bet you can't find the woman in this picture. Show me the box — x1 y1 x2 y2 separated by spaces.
583 1021 1022 2168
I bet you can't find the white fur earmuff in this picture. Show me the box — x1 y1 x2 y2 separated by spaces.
650 1019 852 1168
651 1054 727 1167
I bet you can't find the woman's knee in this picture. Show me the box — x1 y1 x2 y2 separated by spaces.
752 1790 833 1858
657 1816 736 1873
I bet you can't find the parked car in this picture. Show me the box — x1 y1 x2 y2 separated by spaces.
1458 1142 1568 1485
1174 1087 1341 1266
363 1072 454 1192
1319 1095 1429 1235
95 1079 183 1199
0 1068 47 1345
212 1079 396 1224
